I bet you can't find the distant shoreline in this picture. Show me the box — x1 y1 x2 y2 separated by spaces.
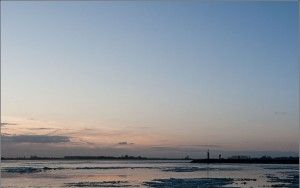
1 156 189 161
2 156 299 164
191 157 299 164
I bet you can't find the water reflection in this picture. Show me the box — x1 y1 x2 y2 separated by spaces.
1 160 298 187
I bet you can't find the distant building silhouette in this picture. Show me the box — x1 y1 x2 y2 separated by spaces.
229 155 250 160
207 149 210 160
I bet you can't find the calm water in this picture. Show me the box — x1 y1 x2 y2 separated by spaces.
1 160 299 187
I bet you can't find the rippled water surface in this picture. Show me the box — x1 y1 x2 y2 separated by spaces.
1 160 298 187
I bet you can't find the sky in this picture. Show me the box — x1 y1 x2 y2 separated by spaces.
1 1 299 158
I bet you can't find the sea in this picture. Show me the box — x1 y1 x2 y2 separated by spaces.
1 160 299 187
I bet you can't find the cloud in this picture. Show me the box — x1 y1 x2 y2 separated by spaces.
1 122 18 127
118 141 134 145
2 135 70 144
274 111 287 116
27 128 56 130
1 133 11 136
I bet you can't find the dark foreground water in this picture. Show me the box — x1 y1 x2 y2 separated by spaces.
1 160 299 187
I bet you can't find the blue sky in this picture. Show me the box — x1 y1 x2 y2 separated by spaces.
1 1 299 157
